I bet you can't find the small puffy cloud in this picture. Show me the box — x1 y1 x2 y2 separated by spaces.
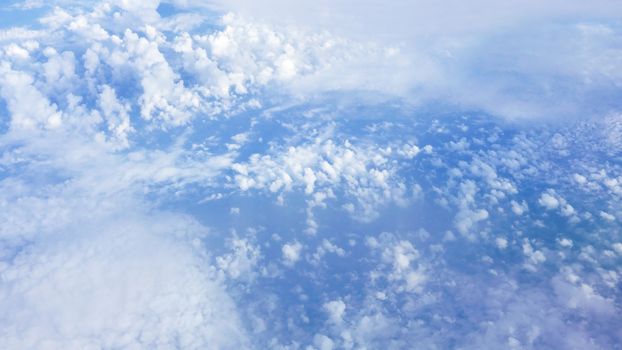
323 299 346 325
495 237 508 249
510 200 528 215
599 211 616 222
455 208 489 236
573 173 587 185
558 238 573 248
98 84 132 147
369 236 427 294
522 239 546 272
537 190 579 222
231 137 412 223
4 43 30 60
311 239 346 264
538 192 559 210
398 143 420 159
282 241 303 267
313 334 335 350
216 238 260 279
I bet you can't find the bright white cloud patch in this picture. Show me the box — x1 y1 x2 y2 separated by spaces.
282 241 303 267
0 214 248 349
539 192 560 210
202 0 622 120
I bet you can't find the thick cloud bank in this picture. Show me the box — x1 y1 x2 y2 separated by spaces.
201 0 622 121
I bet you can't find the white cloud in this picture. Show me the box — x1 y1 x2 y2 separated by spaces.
599 211 616 222
558 238 573 248
97 84 132 147
202 0 622 121
522 239 546 272
573 173 587 185
553 274 615 316
0 62 62 130
0 202 249 349
311 239 346 264
216 237 260 280
538 192 560 210
4 43 30 60
495 237 508 249
231 136 414 224
510 200 528 215
323 299 346 325
282 241 303 267
313 334 335 350
537 190 579 222
368 235 428 294
455 208 489 237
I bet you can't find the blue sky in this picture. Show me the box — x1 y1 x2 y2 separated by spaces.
0 1 621 349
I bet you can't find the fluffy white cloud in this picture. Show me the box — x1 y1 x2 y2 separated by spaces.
282 241 302 267
539 192 560 210
495 237 508 249
232 136 418 224
323 299 346 325
553 274 615 316
510 200 528 215
367 234 427 294
0 62 62 130
216 237 261 280
522 239 546 272
599 211 616 222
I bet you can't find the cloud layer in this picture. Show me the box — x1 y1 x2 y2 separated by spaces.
0 1 621 349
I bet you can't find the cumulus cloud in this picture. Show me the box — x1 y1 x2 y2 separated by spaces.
323 299 346 325
539 191 560 209
231 135 419 226
10 0 622 121
281 241 302 267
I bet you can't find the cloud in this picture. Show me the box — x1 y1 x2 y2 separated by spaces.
0 5 258 343
197 0 622 39
198 0 622 121
539 192 560 210
0 190 250 349
510 200 528 215
0 62 62 130
323 299 346 325
231 134 419 226
1 2 621 349
281 241 302 267
9 0 622 122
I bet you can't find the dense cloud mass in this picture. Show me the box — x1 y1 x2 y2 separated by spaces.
0 0 621 349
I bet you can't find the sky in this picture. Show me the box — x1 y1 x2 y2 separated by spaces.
0 0 621 349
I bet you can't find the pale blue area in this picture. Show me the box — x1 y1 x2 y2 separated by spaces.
0 1 47 29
